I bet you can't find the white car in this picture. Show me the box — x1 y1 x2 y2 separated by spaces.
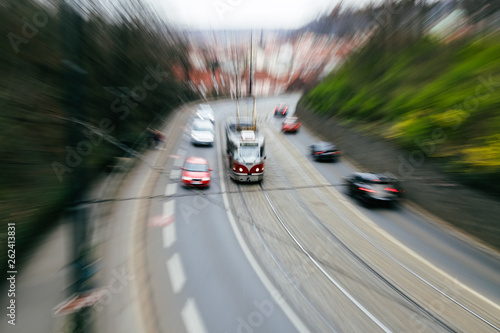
196 104 214 123
191 119 215 146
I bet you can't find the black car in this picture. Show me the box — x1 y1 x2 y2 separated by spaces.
273 104 288 117
309 142 341 161
345 172 404 206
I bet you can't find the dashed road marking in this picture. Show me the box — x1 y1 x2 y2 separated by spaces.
181 298 207 333
165 183 178 196
166 253 186 294
163 200 175 219
162 222 176 248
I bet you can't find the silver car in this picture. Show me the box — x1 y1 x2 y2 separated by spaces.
191 119 215 146
196 104 214 123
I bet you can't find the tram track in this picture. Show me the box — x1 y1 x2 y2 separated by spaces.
217 114 499 332
233 157 455 332
256 180 455 332
235 182 340 332
258 121 499 331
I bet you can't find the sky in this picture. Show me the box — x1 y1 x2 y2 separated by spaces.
154 0 376 30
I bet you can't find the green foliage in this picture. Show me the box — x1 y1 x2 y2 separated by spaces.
301 33 500 189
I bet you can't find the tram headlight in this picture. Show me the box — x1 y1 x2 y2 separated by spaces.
182 176 192 181
238 167 243 172
202 177 210 181
255 168 259 172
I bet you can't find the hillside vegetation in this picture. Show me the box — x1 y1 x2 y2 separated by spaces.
301 34 500 195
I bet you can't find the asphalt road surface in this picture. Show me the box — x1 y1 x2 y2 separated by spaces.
144 99 305 333
141 94 500 332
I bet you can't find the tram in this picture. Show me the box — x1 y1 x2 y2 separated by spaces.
225 97 265 183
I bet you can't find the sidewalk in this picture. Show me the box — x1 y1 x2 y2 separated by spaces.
0 171 118 333
0 217 69 333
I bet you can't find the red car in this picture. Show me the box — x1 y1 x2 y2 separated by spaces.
281 117 301 133
180 157 212 188
273 104 288 117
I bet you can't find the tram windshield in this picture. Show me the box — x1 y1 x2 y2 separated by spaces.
239 146 260 161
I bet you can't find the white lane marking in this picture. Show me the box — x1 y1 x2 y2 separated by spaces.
170 169 181 180
215 123 310 333
162 223 176 248
163 200 175 217
166 253 186 293
173 158 184 167
177 148 186 156
181 298 208 333
165 183 177 196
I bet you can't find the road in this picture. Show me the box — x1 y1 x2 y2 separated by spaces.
273 93 500 305
137 94 500 332
3 94 497 333
143 99 305 333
